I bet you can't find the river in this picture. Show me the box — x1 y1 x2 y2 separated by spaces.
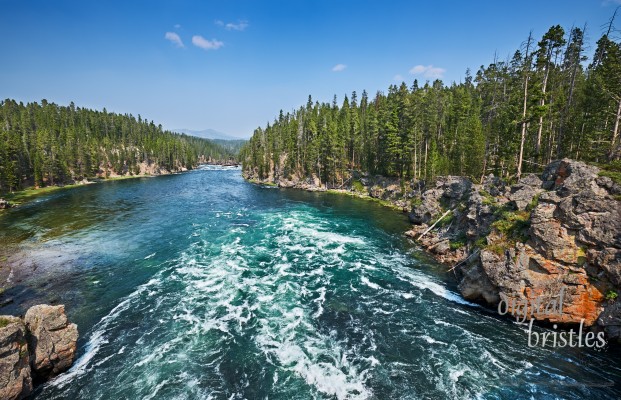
1 167 620 399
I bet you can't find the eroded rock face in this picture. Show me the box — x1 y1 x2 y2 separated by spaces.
598 301 621 341
508 174 543 210
24 305 78 379
0 317 32 400
408 176 471 225
408 158 621 336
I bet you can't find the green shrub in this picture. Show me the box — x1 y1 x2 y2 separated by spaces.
526 194 540 211
450 238 467 250
606 291 618 301
352 180 365 193
0 317 11 328
605 160 621 172
436 211 455 228
485 244 507 256
479 189 496 206
599 170 621 186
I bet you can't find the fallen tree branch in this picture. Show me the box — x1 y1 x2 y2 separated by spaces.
448 249 480 273
417 209 453 241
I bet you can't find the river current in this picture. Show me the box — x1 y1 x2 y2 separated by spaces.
1 167 620 399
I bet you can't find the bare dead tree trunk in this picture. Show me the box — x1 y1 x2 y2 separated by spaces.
517 32 533 181
536 65 550 159
611 97 621 160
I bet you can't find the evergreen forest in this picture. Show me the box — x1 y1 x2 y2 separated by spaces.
0 99 233 193
241 24 621 186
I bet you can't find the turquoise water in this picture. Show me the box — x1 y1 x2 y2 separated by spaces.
1 167 620 399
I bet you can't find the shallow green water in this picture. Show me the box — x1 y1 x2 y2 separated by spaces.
1 167 620 399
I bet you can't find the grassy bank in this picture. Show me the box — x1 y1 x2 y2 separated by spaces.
0 174 157 209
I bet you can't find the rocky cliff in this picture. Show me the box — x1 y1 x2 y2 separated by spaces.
0 305 78 400
404 159 621 341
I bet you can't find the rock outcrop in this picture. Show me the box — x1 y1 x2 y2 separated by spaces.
0 305 77 400
0 317 31 400
406 159 621 341
25 305 78 379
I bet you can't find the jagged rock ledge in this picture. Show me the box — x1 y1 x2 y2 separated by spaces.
0 305 78 400
404 159 621 341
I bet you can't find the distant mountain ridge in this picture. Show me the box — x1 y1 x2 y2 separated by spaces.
174 128 245 141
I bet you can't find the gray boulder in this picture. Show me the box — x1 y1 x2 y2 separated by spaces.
540 158 600 195
598 301 621 343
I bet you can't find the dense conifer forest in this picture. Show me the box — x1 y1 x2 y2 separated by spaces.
0 99 233 193
240 25 621 186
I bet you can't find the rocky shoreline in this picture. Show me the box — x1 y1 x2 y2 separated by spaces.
244 159 621 343
0 304 78 399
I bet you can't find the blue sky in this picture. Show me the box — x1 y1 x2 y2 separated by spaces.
1 0 620 138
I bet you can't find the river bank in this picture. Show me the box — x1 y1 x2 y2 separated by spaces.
0 174 174 211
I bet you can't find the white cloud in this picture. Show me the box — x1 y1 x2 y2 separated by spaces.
393 74 404 81
225 20 249 31
165 32 184 47
192 36 224 51
215 19 249 31
409 64 446 79
332 64 347 72
174 24 181 29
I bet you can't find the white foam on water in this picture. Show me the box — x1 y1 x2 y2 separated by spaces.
449 367 466 382
48 276 163 389
420 335 447 345
393 266 480 308
360 276 381 290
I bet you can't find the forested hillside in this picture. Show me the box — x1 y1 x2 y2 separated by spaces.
240 25 621 187
0 99 233 193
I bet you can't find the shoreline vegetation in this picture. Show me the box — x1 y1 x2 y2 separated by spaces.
1 175 152 208
0 162 241 210
246 178 406 211
0 99 238 196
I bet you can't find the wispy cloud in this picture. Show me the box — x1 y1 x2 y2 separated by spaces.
409 64 446 79
165 32 184 47
216 20 249 31
332 64 347 72
393 74 404 82
192 35 224 51
174 24 181 29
